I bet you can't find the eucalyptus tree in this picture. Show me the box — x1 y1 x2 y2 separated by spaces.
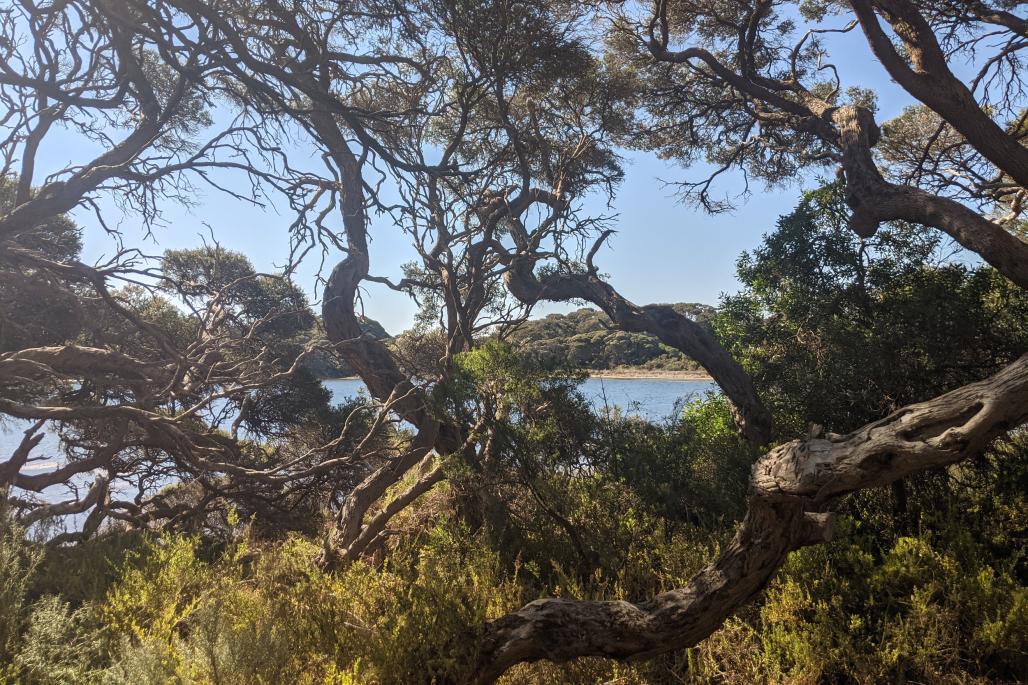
468 0 1028 676
0 0 1025 681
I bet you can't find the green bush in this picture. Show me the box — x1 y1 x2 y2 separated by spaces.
1 459 1025 685
745 532 1025 683
0 512 43 680
13 596 106 685
56 522 520 685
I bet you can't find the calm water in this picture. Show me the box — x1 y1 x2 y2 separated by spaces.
3 378 715 505
323 376 716 421
577 377 715 420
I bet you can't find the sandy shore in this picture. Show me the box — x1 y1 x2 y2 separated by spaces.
587 369 712 381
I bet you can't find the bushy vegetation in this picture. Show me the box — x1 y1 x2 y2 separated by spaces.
716 183 1028 438
2 187 1025 683
2 0 1027 678
2 433 1024 684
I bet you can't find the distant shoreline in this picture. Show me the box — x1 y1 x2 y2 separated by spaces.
587 369 712 381
323 369 714 382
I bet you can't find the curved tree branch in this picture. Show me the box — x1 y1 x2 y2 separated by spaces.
849 0 1028 190
504 256 773 444
472 351 1028 682
832 105 1028 288
644 6 1028 289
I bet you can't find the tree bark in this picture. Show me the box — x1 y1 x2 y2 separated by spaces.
333 455 447 568
319 421 441 570
833 105 1028 289
849 0 1028 191
504 259 773 444
471 352 1028 682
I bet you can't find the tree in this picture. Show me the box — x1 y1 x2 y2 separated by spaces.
717 182 1028 437
0 0 1025 680
0 178 86 409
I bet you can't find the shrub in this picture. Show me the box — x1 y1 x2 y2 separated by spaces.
0 510 43 676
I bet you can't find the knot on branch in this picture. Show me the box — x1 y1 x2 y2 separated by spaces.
751 437 838 501
830 105 889 238
831 105 880 148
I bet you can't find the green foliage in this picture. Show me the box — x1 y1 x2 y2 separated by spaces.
301 316 390 379
0 512 43 672
509 306 711 371
685 181 1028 684
444 342 736 587
0 432 1025 685
0 178 85 382
158 246 342 441
389 326 450 382
13 596 107 685
103 535 211 644
0 524 525 685
596 395 757 527
30 530 143 606
716 181 1028 437
708 521 1027 684
3 181 1025 684
163 245 314 348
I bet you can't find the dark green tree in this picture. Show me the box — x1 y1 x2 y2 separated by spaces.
0 179 84 356
717 182 1028 438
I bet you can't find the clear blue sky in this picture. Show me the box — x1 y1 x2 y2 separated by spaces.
47 20 938 335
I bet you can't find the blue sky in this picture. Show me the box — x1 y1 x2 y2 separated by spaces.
49 19 935 335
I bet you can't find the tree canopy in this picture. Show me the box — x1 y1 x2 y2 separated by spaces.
0 0 1025 681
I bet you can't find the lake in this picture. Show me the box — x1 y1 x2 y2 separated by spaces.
323 376 716 421
2 377 716 506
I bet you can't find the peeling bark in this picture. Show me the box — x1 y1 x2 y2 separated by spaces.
0 345 169 385
18 474 110 527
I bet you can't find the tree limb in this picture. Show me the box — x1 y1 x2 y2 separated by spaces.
472 352 1028 682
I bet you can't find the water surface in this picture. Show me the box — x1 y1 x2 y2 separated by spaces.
324 376 715 421
577 377 715 420
3 377 717 506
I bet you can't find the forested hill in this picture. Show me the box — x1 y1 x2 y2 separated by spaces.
508 304 713 371
305 306 713 378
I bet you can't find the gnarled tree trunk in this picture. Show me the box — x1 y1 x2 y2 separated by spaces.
470 352 1028 682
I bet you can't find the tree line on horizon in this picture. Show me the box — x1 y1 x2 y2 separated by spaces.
0 0 1026 683
299 303 713 379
